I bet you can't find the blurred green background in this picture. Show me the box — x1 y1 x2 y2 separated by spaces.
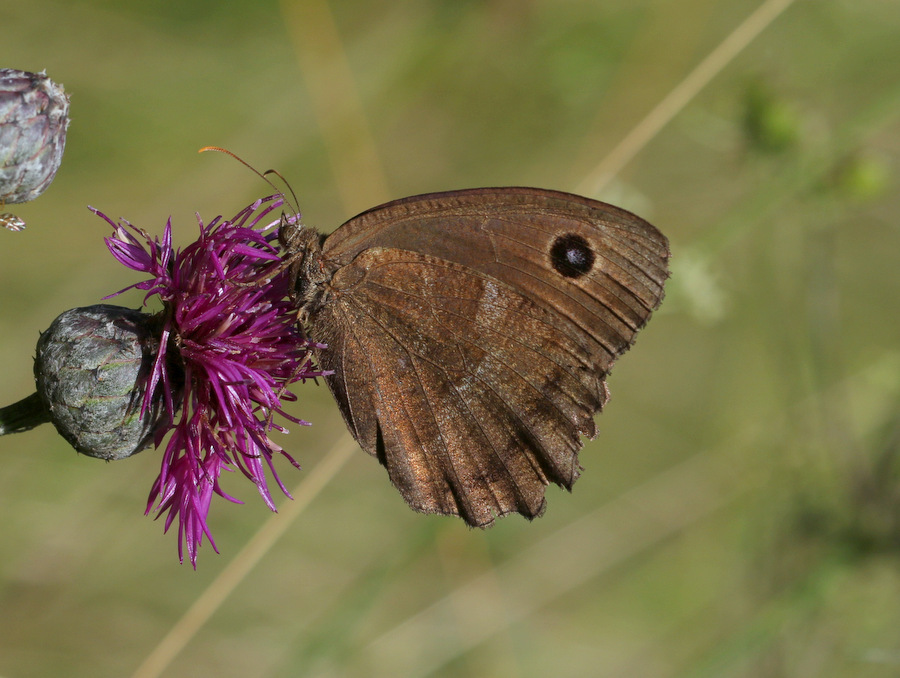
2 0 899 676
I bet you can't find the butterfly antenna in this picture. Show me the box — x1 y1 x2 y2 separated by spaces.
199 145 272 186
199 146 302 218
198 146 303 280
263 168 302 220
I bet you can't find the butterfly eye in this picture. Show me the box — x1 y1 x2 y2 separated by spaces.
549 233 595 278
277 213 295 248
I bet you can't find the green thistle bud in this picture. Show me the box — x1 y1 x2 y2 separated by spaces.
33 305 170 461
0 68 70 231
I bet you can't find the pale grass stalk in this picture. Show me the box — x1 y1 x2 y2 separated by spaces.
576 0 797 197
130 1 795 675
130 435 356 678
279 0 391 214
355 449 746 678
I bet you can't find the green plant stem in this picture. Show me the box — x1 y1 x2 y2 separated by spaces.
0 392 50 435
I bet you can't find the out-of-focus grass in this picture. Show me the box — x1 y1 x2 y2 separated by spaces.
1 0 899 677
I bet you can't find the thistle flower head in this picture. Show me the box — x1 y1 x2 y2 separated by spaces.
94 195 325 566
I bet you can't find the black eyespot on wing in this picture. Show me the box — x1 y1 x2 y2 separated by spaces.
550 234 595 279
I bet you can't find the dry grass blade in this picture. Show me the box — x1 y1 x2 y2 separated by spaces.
356 451 744 678
129 434 357 678
576 0 797 197
131 1 388 672
279 0 391 213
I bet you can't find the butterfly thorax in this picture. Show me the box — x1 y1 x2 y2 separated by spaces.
277 219 335 328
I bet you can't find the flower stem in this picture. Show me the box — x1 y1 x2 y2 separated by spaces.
0 392 50 435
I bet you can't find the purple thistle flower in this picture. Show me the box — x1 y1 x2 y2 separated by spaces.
93 195 327 566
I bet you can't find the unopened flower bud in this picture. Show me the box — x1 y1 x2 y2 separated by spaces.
34 305 172 460
0 68 70 231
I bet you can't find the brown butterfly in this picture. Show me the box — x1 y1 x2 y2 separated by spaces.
281 187 669 527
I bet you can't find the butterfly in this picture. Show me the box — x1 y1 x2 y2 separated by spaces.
280 187 669 527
